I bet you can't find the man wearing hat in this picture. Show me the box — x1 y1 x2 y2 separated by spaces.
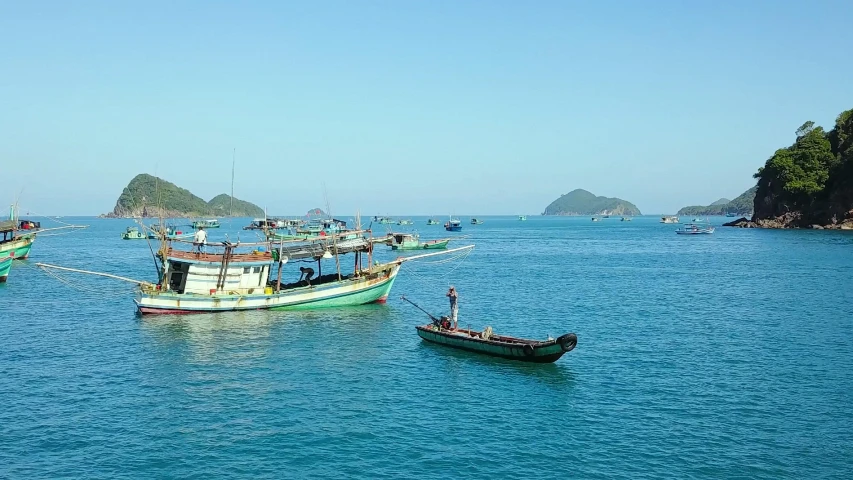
446 286 459 330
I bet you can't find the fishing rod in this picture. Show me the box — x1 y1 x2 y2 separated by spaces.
400 295 441 323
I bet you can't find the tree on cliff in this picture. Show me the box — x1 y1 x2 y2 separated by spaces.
752 108 853 224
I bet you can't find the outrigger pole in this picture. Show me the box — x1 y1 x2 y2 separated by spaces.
35 263 153 287
394 244 475 263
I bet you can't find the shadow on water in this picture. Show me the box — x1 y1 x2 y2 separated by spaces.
417 340 578 387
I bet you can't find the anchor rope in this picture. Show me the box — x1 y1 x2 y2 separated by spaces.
32 265 139 297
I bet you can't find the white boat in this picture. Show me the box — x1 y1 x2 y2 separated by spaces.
661 216 680 224
675 222 715 235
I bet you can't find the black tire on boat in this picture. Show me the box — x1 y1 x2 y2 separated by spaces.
523 344 535 357
557 333 578 353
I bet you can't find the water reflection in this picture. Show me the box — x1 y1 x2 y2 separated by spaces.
138 304 396 365
417 341 578 388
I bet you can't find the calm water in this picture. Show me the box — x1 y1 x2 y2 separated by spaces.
1 216 852 478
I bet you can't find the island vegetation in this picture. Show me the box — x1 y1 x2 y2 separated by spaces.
726 107 853 229
677 187 757 216
542 189 641 216
104 174 265 218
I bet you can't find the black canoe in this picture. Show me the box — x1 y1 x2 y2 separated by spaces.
416 324 577 363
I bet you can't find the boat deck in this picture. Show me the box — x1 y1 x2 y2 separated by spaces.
167 248 273 263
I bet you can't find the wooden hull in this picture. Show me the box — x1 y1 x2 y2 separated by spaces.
416 326 577 363
445 226 462 232
135 264 400 314
0 254 12 282
0 234 35 259
391 239 450 250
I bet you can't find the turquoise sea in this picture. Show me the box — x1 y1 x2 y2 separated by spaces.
1 216 852 479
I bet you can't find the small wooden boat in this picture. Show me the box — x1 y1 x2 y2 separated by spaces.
0 252 13 282
470 218 484 225
1 220 36 259
398 219 413 225
621 216 632 221
591 217 600 222
726 212 737 217
518 215 527 221
427 218 439 225
660 215 679 224
403 296 577 363
121 226 147 240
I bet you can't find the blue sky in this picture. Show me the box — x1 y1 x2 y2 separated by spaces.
2 0 852 216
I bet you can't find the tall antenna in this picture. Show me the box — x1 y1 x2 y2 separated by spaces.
230 148 235 216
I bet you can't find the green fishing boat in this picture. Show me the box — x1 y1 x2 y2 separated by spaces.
388 233 450 250
121 226 147 240
427 218 439 225
0 252 13 282
0 219 36 259
191 219 220 229
470 218 484 225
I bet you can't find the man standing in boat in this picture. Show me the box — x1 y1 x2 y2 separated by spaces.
193 226 207 254
447 286 458 330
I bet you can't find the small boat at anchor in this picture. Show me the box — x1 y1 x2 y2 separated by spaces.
445 218 462 232
675 222 715 235
397 219 413 226
427 218 439 225
121 226 147 240
660 215 680 224
191 219 220 229
387 233 450 250
402 297 577 363
518 215 527 221
470 218 484 225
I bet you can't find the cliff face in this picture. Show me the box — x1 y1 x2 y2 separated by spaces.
730 108 853 229
103 174 264 218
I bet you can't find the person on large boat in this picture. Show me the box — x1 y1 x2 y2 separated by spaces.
447 286 458 329
193 227 207 253
299 266 315 286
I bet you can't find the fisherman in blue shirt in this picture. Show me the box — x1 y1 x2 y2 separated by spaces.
446 286 458 330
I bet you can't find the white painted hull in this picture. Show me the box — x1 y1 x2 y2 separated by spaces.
135 265 400 314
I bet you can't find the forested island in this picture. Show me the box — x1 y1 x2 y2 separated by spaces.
542 189 641 216
726 108 853 229
677 187 757 216
102 174 265 218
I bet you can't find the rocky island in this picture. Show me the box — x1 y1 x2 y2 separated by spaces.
725 107 853 229
102 174 265 218
542 189 641 216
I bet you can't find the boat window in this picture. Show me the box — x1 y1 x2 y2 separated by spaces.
244 267 251 274
253 266 261 273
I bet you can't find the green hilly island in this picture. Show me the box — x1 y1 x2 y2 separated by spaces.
106 174 264 218
678 186 757 216
543 189 641 216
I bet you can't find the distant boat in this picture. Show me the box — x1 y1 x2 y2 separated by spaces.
397 219 413 225
675 222 715 235
726 212 737 217
374 216 394 224
591 217 600 222
427 218 439 225
660 216 679 224
621 216 632 221
470 218 484 225
121 226 147 240
445 218 462 232
518 215 527 221
192 219 220 229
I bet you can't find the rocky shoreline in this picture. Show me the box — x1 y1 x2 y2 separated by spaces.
723 215 853 230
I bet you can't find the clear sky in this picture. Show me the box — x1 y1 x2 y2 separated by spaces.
2 0 852 216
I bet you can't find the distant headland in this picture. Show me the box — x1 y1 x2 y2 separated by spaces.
677 186 757 216
100 173 265 218
542 189 641 216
